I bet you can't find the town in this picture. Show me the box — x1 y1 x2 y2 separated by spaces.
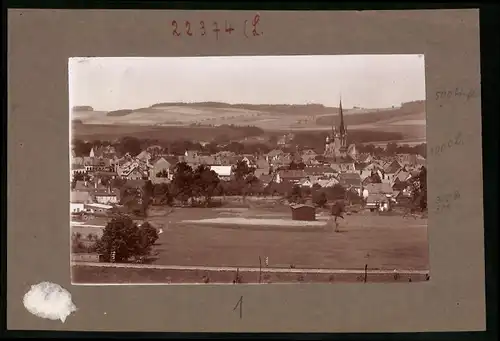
70 100 428 284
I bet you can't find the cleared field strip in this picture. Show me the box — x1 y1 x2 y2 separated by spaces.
72 261 429 275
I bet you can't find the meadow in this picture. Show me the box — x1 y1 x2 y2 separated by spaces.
71 199 429 284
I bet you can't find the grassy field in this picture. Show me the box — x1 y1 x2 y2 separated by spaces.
71 122 260 142
71 200 429 284
146 205 429 270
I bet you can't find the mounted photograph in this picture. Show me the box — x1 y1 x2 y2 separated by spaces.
69 55 429 285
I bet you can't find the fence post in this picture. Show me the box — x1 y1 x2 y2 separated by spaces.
259 256 262 283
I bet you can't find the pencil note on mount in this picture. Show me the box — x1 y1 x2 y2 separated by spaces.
23 282 77 323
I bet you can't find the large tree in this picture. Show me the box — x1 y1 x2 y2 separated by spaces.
95 216 158 263
412 166 427 211
170 162 195 204
191 164 221 206
117 136 142 157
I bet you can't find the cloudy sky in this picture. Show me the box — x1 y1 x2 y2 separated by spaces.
69 55 425 112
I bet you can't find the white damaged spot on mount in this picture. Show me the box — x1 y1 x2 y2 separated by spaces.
23 282 77 323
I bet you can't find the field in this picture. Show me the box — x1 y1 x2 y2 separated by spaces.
71 199 429 284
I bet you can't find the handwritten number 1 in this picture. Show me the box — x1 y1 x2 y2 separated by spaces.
172 20 180 36
233 296 243 319
243 20 249 38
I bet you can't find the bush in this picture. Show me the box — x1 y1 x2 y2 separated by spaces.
313 191 328 208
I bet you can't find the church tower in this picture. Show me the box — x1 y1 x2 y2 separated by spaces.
323 97 348 160
336 97 348 157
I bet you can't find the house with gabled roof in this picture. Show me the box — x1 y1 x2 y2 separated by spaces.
149 157 174 184
304 165 336 178
276 169 307 184
70 190 93 213
338 173 363 195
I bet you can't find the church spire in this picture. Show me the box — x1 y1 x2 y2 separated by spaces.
339 96 346 136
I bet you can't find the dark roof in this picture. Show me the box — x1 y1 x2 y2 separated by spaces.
339 173 362 186
278 170 307 179
354 162 368 170
123 179 146 188
365 183 393 194
367 193 389 202
304 166 335 175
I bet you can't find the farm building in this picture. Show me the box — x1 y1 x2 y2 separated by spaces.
290 204 316 221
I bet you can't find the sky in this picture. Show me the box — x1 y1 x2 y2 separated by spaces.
68 55 426 112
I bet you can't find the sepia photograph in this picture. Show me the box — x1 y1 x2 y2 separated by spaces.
69 55 429 285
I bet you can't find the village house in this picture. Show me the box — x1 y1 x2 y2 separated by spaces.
297 178 314 188
338 173 363 196
209 165 232 181
71 163 86 180
304 165 336 178
276 169 307 184
366 193 391 212
300 149 318 165
70 190 93 213
362 183 394 201
258 173 277 188
92 188 120 205
89 145 117 159
149 157 174 184
240 155 256 167
265 149 284 163
83 157 114 173
123 166 147 181
316 178 339 188
346 144 359 160
72 156 84 165
92 170 118 181
330 159 356 173
383 159 403 180
253 157 271 177
271 153 293 168
83 203 114 214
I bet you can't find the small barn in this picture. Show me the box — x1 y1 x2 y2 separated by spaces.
290 204 316 221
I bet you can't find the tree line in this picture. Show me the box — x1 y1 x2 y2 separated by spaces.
72 136 275 158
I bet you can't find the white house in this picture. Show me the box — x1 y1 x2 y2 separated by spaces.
93 190 119 205
70 191 92 213
209 165 232 180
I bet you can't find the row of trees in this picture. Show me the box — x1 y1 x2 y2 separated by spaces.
72 136 275 158
72 133 427 159
357 142 427 158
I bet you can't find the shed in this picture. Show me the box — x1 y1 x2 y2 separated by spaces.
290 204 316 221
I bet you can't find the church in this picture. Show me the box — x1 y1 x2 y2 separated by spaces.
323 98 357 162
